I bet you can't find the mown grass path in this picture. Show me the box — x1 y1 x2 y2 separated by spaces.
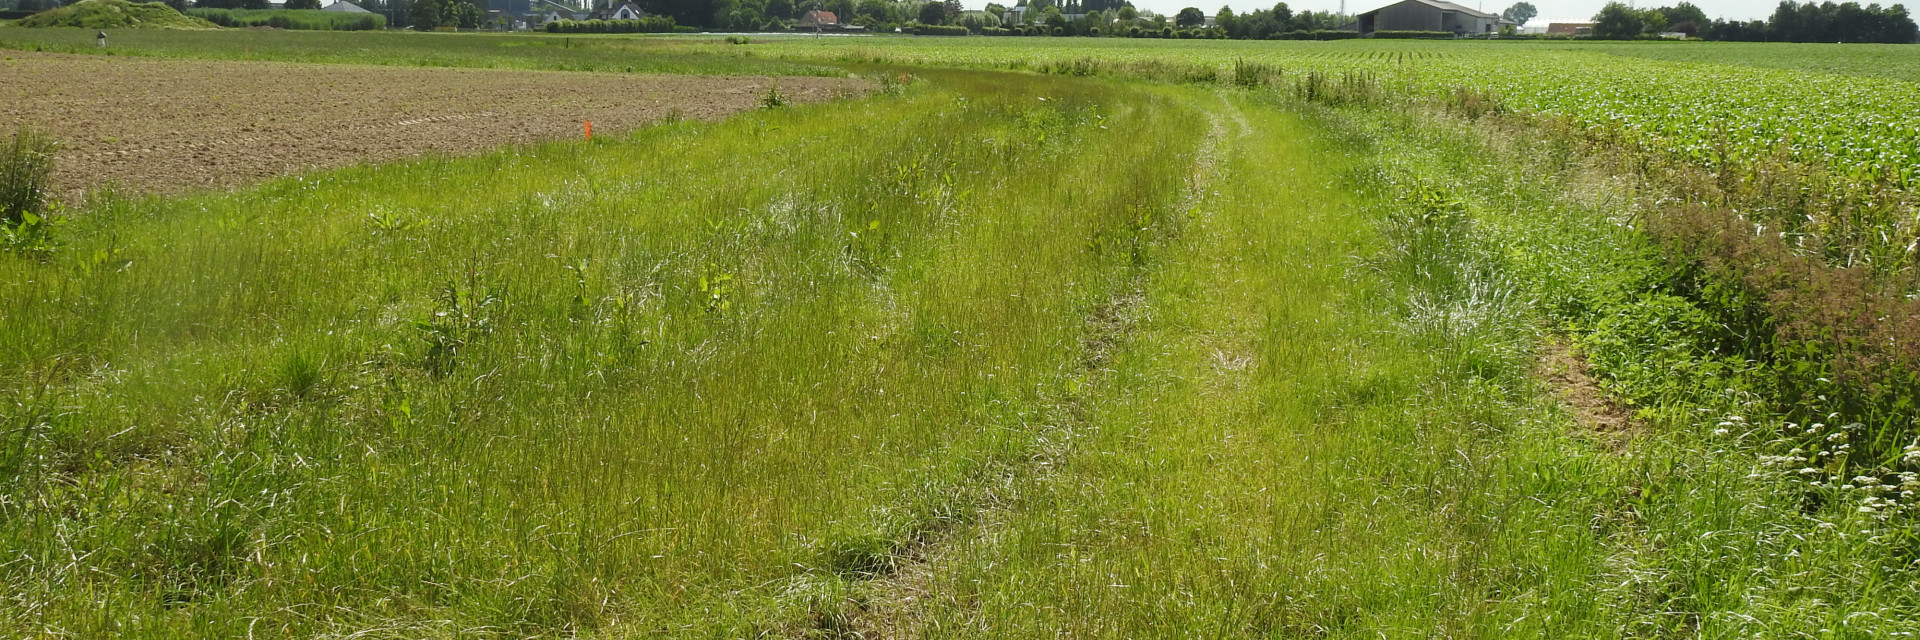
843 90 1646 638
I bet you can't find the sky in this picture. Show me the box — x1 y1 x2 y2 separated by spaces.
1118 0 1774 24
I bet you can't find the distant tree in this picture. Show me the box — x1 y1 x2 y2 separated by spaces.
1500 1 1535 26
823 0 852 20
1759 0 1917 43
984 1 1005 17
1269 1 1289 28
726 7 759 28
1174 5 1203 26
1115 4 1135 20
1658 2 1705 28
919 0 944 23
1639 7 1667 33
449 0 480 27
1215 5 1236 35
15 0 42 11
1591 1 1643 38
765 0 794 19
410 0 441 28
1042 4 1064 28
238 0 269 9
853 0 888 21
640 0 729 28
1701 17 1769 40
943 0 961 18
285 0 321 9
1291 8 1336 29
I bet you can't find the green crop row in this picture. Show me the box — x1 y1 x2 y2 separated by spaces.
746 37 1920 280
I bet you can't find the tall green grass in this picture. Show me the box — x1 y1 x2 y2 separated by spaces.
186 8 386 31
0 69 1211 636
1 125 57 228
4 33 1917 637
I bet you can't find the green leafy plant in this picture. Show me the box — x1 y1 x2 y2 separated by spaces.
366 208 427 234
760 83 787 109
415 280 499 377
698 263 736 313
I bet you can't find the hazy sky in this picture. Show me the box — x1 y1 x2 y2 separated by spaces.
1119 0 1774 23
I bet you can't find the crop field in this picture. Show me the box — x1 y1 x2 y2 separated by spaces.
755 38 1920 185
4 31 1920 639
0 51 868 194
0 27 845 75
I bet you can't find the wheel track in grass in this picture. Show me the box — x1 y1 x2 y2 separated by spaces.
830 89 1236 640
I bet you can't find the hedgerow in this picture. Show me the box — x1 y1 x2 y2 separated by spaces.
1370 29 1457 38
543 15 675 33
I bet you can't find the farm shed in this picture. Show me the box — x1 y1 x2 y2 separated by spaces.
321 0 372 12
1356 0 1503 35
587 2 645 20
798 9 839 28
1546 22 1593 36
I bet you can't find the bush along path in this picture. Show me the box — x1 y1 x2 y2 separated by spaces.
1308 96 1920 636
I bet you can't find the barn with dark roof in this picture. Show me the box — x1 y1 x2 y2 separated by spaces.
1355 0 1507 35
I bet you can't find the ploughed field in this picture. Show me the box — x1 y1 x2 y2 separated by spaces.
0 51 868 194
4 32 1920 638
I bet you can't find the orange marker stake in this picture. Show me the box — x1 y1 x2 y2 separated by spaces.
584 120 592 140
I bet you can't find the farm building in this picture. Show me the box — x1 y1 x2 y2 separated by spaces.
586 1 644 20
1546 22 1593 36
321 0 371 12
1355 0 1507 36
799 9 866 30
798 10 839 28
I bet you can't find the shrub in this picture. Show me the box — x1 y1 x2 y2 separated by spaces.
1371 29 1455 39
1278 29 1359 40
915 24 967 35
1293 70 1381 106
1231 58 1280 88
544 16 675 33
17 0 215 28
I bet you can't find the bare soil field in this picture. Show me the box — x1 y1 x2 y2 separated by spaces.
0 51 870 196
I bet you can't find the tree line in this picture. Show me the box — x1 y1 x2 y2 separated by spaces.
1592 1 1917 43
